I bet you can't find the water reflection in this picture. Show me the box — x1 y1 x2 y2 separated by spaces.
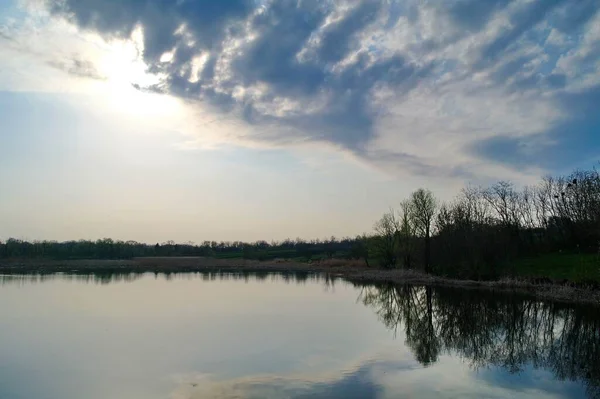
0 272 145 285
0 272 598 398
173 364 385 399
0 271 338 287
358 284 600 397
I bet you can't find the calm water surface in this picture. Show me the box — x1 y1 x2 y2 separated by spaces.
0 272 598 399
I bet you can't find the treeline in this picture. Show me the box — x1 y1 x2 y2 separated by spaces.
367 166 600 279
0 236 359 262
1 165 599 280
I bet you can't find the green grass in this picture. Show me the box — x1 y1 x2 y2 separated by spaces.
511 252 600 282
214 252 244 259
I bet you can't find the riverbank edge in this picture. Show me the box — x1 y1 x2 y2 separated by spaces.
1 257 599 305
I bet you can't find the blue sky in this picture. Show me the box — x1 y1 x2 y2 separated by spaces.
0 0 599 242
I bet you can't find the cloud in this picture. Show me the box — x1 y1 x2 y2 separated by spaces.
12 0 600 181
47 56 106 80
0 26 15 42
0 10 106 83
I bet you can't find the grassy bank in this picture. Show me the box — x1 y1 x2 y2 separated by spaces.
508 252 600 282
1 256 599 305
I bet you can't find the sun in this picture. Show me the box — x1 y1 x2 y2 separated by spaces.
92 27 182 119
104 80 182 120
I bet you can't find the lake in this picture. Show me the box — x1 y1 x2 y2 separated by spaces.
0 272 598 399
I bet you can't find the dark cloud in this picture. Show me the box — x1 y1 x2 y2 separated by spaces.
443 0 514 32
311 0 383 65
230 0 329 97
45 0 600 177
511 72 567 92
367 148 484 181
489 55 534 84
469 85 600 173
549 0 600 34
488 53 567 92
468 135 540 170
50 0 254 62
478 0 567 65
560 85 600 116
46 0 432 151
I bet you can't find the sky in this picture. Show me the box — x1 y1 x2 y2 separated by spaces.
0 0 599 243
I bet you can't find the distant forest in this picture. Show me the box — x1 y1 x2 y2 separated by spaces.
1 165 599 280
0 235 354 263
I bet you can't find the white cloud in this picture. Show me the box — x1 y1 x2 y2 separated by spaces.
2 0 599 187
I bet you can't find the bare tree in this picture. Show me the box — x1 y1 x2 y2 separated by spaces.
468 187 494 225
409 189 437 273
373 209 400 268
482 181 521 227
399 200 416 269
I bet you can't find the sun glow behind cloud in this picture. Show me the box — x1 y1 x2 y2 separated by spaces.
1 3 184 122
83 25 186 120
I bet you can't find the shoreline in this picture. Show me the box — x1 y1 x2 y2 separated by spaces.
1 257 599 306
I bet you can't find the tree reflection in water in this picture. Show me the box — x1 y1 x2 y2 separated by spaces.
358 284 600 397
1 272 598 396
